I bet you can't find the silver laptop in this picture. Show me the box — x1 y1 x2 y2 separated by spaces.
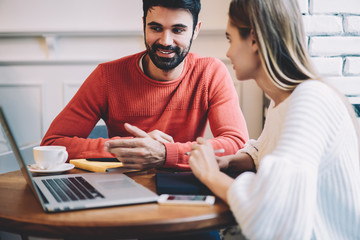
0 106 158 213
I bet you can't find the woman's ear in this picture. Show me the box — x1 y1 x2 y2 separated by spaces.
250 29 258 53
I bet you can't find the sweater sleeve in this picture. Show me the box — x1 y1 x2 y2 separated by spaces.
163 58 249 170
41 65 116 160
226 81 348 239
236 139 260 169
206 59 249 150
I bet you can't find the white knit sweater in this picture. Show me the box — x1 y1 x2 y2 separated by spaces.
228 80 360 240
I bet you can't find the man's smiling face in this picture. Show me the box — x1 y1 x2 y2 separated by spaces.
144 6 195 71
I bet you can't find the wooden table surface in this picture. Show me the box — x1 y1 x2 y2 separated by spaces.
0 168 236 240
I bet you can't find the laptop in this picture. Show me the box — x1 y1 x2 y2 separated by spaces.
0 106 158 213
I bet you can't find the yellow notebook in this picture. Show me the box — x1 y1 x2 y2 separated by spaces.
69 159 137 173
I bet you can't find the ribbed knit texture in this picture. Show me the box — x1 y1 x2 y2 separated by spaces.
41 51 249 169
228 80 360 239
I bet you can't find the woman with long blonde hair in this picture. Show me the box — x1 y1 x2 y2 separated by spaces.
189 0 360 239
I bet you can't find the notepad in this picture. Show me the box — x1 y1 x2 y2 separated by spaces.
70 159 138 173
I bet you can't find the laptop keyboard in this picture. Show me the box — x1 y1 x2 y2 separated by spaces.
41 176 104 203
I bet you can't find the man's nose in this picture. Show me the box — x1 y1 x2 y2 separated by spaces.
159 30 173 46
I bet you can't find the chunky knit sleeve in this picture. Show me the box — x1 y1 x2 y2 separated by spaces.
227 81 357 239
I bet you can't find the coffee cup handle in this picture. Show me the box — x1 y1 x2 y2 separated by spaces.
58 150 68 164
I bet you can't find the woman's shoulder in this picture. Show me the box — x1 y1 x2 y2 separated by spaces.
290 80 348 116
292 80 340 102
294 79 332 93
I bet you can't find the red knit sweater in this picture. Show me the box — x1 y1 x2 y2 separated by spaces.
41 51 249 170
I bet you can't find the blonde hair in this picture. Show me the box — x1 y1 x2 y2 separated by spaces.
229 0 319 91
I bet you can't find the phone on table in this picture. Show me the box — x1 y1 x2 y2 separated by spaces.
158 194 215 206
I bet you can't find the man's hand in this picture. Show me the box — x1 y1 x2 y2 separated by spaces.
104 123 173 170
216 155 232 170
147 129 174 144
217 153 256 173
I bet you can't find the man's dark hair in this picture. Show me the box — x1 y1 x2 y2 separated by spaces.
143 0 201 31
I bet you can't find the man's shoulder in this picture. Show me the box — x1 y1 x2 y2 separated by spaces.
187 53 226 75
188 52 223 66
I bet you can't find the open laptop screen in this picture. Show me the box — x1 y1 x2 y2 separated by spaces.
0 106 45 205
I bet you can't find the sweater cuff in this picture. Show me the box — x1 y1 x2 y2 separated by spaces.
162 142 178 168
236 139 259 170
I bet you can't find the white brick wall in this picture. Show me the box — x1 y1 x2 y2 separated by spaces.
301 0 360 95
297 0 308 14
312 0 360 14
310 36 360 56
303 15 343 35
345 16 360 34
311 57 343 76
345 57 360 75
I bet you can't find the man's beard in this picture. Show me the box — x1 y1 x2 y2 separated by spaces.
145 39 193 72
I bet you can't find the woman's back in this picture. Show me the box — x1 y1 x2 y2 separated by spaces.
290 81 360 239
228 80 360 239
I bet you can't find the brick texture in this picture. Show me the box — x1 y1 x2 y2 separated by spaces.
345 16 360 34
297 0 308 14
300 0 360 94
303 15 343 35
311 57 343 76
345 57 360 75
310 37 360 56
312 0 360 14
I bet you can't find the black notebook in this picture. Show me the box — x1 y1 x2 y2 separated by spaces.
155 172 212 195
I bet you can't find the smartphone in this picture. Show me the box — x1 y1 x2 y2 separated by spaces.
158 194 215 206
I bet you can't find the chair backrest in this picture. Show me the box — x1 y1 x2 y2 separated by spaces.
88 125 108 139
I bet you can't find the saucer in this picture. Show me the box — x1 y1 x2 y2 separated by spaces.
28 163 75 174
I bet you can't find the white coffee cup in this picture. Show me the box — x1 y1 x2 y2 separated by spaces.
33 146 68 170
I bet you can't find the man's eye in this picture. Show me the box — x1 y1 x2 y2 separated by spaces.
151 27 162 32
173 28 185 34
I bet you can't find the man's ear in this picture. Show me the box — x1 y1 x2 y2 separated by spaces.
192 21 202 40
142 17 145 31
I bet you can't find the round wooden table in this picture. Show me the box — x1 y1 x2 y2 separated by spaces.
0 169 236 240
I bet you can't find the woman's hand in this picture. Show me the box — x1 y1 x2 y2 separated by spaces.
189 137 220 183
189 137 235 203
